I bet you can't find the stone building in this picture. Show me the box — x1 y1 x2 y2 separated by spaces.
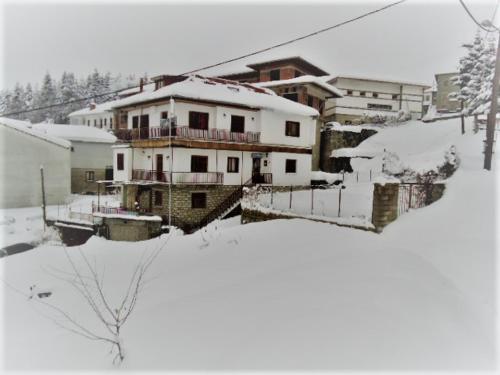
109 74 319 232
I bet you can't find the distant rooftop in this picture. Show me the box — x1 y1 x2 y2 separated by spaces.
30 123 117 144
0 118 71 149
246 56 329 76
255 75 343 98
326 74 430 88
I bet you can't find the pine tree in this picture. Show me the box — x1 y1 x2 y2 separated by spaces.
34 72 57 122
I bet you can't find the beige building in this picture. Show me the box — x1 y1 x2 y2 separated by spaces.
324 75 429 124
434 72 461 113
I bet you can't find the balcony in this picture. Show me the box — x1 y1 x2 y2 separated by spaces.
115 126 260 143
132 169 224 184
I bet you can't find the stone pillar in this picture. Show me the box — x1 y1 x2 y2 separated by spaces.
372 183 399 232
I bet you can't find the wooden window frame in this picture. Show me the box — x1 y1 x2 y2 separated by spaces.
191 155 208 173
117 153 124 171
230 115 245 133
189 111 209 130
85 171 95 182
191 192 207 209
285 159 297 174
270 69 281 81
285 121 300 137
132 116 139 129
227 157 239 173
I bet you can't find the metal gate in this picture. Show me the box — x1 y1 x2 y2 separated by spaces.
398 183 427 216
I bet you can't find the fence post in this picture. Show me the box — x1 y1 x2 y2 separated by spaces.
270 185 274 207
370 169 372 181
408 185 413 212
338 186 342 217
289 186 293 210
356 171 359 183
342 170 345 183
311 187 314 215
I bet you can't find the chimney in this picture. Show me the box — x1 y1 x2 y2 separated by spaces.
89 102 96 110
140 77 144 93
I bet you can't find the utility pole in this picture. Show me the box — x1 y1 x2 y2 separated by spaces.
168 97 175 230
40 166 47 229
484 34 500 171
460 100 465 135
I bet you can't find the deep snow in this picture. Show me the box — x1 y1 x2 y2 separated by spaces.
0 117 497 371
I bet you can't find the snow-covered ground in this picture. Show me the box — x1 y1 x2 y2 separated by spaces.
0 118 497 370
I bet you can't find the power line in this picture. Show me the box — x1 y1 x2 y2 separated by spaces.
458 0 499 32
1 0 407 118
180 0 407 75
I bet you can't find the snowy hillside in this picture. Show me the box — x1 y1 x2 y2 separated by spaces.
0 118 496 370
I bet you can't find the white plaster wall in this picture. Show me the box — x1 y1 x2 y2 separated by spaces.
71 142 114 169
113 146 132 181
270 152 311 186
259 110 315 147
0 125 71 208
69 113 114 130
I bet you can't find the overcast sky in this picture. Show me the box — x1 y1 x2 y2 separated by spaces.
0 0 498 90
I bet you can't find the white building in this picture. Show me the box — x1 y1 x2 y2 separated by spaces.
0 118 71 208
324 75 430 124
107 75 318 231
68 81 154 129
30 124 117 194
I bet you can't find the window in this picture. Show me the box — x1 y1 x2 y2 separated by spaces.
360 91 366 97
367 103 392 110
270 69 280 81
285 121 300 137
104 118 107 126
189 111 209 130
140 114 149 127
285 159 297 173
307 95 314 107
87 120 90 126
372 92 378 98
283 93 298 102
191 155 208 172
94 119 97 127
100 119 103 128
132 116 139 128
230 115 245 133
117 153 124 171
191 193 207 209
120 114 128 127
110 117 113 128
85 171 95 182
347 90 353 95
161 111 169 120
392 94 398 100
153 191 163 206
227 157 239 173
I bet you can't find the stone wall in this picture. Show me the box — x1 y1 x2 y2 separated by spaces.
71 168 106 194
320 128 377 172
123 183 241 227
102 217 162 242
371 183 399 232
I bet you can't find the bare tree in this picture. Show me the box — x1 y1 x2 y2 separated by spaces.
2 235 171 365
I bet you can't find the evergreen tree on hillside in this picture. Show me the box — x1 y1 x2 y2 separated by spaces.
56 71 80 123
452 31 497 115
34 72 57 122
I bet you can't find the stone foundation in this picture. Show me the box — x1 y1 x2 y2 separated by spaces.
71 168 106 194
101 217 162 242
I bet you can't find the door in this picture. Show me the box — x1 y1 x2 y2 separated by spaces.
252 157 262 183
156 154 163 181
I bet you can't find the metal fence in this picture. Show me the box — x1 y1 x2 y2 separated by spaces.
245 183 374 220
397 183 427 216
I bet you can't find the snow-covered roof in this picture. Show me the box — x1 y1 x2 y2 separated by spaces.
112 75 319 117
68 98 124 117
0 117 71 149
255 75 343 97
30 123 117 144
326 75 430 88
323 122 374 133
118 82 155 97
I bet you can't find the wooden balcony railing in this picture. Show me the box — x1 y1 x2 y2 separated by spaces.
132 169 224 184
115 126 260 143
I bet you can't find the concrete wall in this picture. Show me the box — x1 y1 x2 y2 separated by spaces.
0 124 71 208
103 217 161 241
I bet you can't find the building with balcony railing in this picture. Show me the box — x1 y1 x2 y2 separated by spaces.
106 74 318 231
